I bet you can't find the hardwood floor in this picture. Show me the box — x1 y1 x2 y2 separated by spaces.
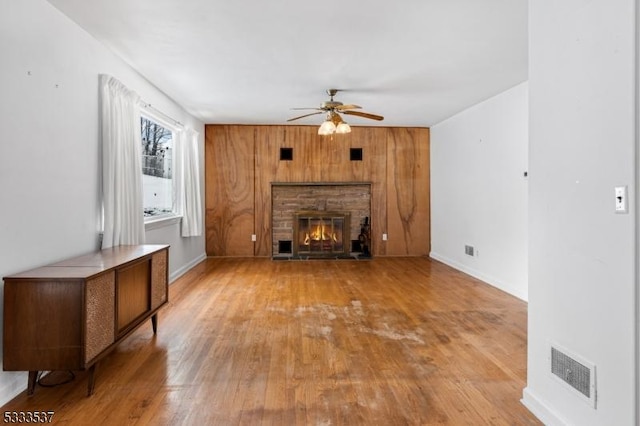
2 257 540 425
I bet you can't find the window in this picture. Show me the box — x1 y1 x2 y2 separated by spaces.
141 115 174 219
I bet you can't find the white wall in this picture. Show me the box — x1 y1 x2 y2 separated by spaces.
0 0 206 405
523 1 636 425
430 82 529 301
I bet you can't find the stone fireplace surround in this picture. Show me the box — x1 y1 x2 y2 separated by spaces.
271 182 372 258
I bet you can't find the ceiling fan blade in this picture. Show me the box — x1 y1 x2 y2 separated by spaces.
342 110 384 121
287 111 324 122
335 104 362 110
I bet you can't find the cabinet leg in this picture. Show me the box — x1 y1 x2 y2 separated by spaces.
87 364 97 396
151 313 158 334
27 371 38 395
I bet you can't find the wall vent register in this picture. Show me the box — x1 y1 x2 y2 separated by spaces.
549 343 597 408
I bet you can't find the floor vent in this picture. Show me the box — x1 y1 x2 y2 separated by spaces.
549 343 596 408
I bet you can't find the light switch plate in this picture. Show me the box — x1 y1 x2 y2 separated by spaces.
251 234 257 241
615 186 628 214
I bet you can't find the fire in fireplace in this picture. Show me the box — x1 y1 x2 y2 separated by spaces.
293 211 351 258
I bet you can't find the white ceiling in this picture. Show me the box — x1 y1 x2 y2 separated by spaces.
47 0 528 127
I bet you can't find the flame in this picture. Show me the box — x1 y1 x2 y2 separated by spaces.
302 224 339 245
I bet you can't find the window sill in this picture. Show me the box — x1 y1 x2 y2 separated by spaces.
145 215 182 231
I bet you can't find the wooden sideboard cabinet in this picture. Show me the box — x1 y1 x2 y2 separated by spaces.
2 244 169 396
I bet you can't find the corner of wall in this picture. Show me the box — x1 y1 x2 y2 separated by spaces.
429 251 528 301
521 387 569 426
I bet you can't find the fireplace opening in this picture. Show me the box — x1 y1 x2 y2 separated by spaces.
293 211 350 258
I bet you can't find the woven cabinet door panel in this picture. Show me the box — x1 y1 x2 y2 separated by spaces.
151 249 168 309
85 271 115 364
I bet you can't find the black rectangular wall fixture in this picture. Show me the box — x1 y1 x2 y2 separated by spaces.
350 148 363 161
280 148 293 161
278 240 292 253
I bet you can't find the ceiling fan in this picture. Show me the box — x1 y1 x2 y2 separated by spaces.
287 89 384 135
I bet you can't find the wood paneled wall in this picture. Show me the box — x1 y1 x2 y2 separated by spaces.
205 125 430 257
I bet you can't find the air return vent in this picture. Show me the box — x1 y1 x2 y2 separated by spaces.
549 343 597 408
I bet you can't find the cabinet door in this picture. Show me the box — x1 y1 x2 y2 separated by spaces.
85 271 115 364
116 259 151 335
151 249 168 309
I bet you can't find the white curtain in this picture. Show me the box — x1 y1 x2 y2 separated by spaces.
176 127 203 237
100 74 145 249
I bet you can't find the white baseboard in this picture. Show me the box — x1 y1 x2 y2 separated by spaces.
429 251 527 301
0 371 26 407
169 252 206 283
521 387 569 426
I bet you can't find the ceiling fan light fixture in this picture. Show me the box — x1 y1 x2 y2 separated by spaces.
318 119 336 135
335 122 351 134
290 89 383 135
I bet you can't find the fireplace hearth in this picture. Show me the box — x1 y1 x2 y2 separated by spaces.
293 211 350 258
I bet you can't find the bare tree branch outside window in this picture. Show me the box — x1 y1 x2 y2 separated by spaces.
141 116 173 217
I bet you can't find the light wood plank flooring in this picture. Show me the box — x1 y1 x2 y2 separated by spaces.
2 257 540 425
